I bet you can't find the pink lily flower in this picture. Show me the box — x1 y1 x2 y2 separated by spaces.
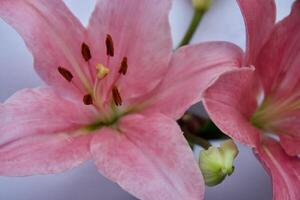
0 0 243 199
203 0 300 199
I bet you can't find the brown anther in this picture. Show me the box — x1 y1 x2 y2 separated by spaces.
58 66 73 82
81 42 92 61
112 86 122 106
119 57 128 75
106 34 114 57
83 94 93 105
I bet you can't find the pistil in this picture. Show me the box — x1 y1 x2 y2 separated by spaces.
93 64 110 108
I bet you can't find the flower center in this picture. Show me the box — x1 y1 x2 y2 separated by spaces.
57 34 132 128
251 95 300 133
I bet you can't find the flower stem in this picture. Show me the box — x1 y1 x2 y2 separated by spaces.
177 8 205 48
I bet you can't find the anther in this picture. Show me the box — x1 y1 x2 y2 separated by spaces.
119 57 128 75
112 86 122 106
83 94 93 105
58 66 73 82
81 42 92 61
106 34 114 57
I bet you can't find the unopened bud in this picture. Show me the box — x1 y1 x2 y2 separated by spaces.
192 0 212 11
199 140 238 186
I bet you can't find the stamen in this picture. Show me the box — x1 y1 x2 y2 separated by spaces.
58 66 73 82
119 57 128 75
83 94 93 105
112 86 122 106
81 42 95 83
96 64 110 79
106 34 114 57
81 42 92 61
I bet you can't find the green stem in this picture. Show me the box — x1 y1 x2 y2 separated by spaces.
177 9 205 48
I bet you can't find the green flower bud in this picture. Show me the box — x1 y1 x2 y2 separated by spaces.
199 140 239 186
192 0 212 11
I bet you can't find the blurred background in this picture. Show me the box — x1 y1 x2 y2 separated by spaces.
0 0 294 199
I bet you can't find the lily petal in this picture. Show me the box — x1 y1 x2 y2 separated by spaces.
87 0 173 100
0 133 92 176
91 113 204 200
0 0 89 98
280 134 300 157
137 42 243 119
203 68 260 147
255 0 300 96
276 110 300 156
237 0 276 65
255 139 300 200
0 87 94 176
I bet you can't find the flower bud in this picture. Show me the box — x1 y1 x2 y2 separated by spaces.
199 140 238 186
192 0 212 11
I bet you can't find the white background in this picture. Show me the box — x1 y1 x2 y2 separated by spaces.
0 0 294 199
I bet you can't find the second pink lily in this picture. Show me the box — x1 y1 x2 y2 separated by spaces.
0 0 244 199
203 0 300 199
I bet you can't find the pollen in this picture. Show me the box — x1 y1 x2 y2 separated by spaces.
83 94 93 105
106 34 114 57
112 86 122 106
58 66 73 82
81 42 92 61
96 64 110 79
119 57 128 75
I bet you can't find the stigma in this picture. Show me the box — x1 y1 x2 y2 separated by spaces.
96 64 110 79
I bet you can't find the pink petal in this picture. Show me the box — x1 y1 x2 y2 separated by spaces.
255 139 300 200
135 42 244 119
0 87 94 145
203 68 260 147
276 110 300 156
255 0 300 96
237 0 276 65
91 113 204 200
0 87 94 176
280 135 300 157
0 133 92 176
87 0 173 100
0 0 89 98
